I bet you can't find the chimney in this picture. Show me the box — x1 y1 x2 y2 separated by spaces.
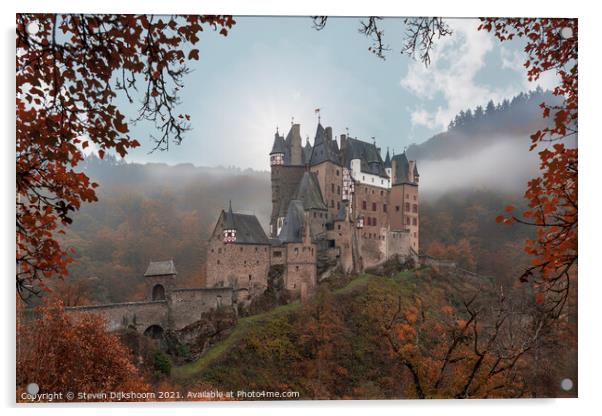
325 126 333 141
340 133 347 152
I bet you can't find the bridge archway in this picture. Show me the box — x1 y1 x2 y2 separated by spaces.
151 284 165 301
143 324 164 339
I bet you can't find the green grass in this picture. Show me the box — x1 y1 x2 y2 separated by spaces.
171 273 376 381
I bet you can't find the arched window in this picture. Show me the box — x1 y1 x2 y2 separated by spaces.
152 284 165 301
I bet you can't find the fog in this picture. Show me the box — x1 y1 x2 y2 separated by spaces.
416 136 541 200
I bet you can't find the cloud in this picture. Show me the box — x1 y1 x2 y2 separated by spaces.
500 45 560 92
401 19 521 131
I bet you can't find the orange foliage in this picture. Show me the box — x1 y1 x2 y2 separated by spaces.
16 14 235 297
479 18 577 316
17 299 149 402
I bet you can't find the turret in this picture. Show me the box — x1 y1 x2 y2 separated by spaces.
270 129 285 166
384 147 392 178
223 201 237 243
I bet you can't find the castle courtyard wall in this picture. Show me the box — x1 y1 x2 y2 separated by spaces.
65 300 169 333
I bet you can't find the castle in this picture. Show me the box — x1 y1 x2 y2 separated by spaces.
65 121 419 336
206 121 419 301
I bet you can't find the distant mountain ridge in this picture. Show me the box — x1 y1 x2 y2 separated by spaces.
406 88 560 162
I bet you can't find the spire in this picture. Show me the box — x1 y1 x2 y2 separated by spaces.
384 147 391 168
224 200 236 230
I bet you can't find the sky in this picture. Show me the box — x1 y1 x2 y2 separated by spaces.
119 16 557 171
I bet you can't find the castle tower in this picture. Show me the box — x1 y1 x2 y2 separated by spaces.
389 152 419 253
308 122 343 220
270 125 308 237
144 259 177 302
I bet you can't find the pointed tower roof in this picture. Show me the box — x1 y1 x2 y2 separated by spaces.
384 148 391 168
391 152 410 184
278 200 306 243
270 131 286 155
293 171 327 211
224 200 236 229
413 162 419 177
302 136 312 164
309 123 341 166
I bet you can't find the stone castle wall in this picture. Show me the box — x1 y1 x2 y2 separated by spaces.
65 300 169 333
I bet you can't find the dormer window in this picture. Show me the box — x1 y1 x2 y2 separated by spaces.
223 228 237 243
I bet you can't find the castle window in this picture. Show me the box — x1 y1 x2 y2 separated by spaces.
396 206 400 212
218 248 222 254
256 260 259 264
313 212 316 218
249 275 252 281
362 200 367 210
296 266 299 271
336 170 339 176
366 217 371 226
211 248 214 253
331 200 335 208
244 260 247 265
331 183 335 193
412 217 417 226
405 202 410 211
406 217 410 225
372 202 377 211
294 247 299 254
413 195 417 201
383 204 387 213
337 185 341 195
255 247 258 252
337 224 341 230
151 284 165 301
373 217 377 227
217 259 221 265
413 204 418 213
337 201 340 210
240 247 243 252
274 250 282 257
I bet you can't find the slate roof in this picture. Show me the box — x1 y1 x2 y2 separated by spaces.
309 123 341 166
334 202 348 222
303 139 313 164
270 132 286 155
391 152 410 184
144 260 177 276
221 203 270 245
413 162 419 178
384 148 391 168
342 137 389 178
223 200 236 229
278 199 306 243
293 171 328 211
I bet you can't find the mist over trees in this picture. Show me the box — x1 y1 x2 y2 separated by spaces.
406 88 564 196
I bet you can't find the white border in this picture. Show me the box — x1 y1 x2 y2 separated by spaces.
3 1 600 415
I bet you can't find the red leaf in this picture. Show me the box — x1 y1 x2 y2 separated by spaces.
188 49 200 60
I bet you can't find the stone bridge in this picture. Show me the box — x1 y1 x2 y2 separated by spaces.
65 260 234 338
